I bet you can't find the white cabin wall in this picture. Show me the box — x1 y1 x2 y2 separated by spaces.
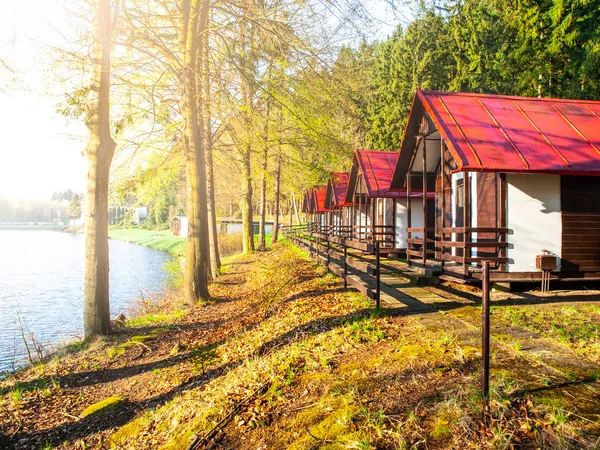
506 174 562 272
395 198 424 247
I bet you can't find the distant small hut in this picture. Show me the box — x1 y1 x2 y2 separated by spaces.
172 216 188 238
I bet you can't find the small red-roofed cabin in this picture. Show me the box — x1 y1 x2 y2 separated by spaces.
311 185 330 232
325 172 352 237
301 188 315 227
392 89 600 282
347 149 433 253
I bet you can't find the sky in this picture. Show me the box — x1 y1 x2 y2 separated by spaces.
0 0 88 201
0 0 410 201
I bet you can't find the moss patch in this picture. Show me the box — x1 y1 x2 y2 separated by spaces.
81 395 124 418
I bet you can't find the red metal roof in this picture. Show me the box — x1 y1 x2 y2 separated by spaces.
418 90 600 174
356 150 400 198
352 149 435 199
330 172 351 207
313 185 330 213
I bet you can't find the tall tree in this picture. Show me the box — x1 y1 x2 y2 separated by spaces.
181 0 210 303
202 12 221 277
83 0 118 338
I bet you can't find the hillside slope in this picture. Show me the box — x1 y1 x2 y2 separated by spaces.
1 243 599 449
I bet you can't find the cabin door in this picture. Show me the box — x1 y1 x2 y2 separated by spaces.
455 178 464 257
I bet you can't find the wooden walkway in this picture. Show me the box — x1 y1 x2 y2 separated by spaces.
285 227 462 312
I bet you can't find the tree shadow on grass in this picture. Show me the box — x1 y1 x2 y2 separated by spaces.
1 307 382 448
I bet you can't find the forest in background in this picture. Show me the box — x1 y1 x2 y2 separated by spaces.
49 0 600 327
58 0 599 228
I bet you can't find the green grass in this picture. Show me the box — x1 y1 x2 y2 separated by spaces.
108 228 186 256
493 303 600 363
81 395 124 418
126 310 186 328
109 228 279 258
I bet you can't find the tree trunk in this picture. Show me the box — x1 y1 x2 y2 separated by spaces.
199 6 220 278
292 191 301 225
241 150 254 253
239 0 255 254
84 0 117 338
272 108 283 244
258 101 271 251
182 0 210 305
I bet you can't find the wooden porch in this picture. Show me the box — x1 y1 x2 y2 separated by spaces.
306 222 399 255
406 226 509 280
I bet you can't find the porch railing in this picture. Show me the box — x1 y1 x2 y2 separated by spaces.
406 227 436 262
438 227 508 275
301 223 395 251
406 226 509 274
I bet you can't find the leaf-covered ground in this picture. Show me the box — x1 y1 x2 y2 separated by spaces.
1 243 600 449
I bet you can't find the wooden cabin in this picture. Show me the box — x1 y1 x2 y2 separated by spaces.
172 216 188 238
346 149 433 253
301 188 315 223
391 89 600 282
325 172 352 238
312 185 330 232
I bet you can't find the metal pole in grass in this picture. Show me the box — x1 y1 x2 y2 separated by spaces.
326 234 330 269
481 260 491 398
376 241 381 309
343 240 348 290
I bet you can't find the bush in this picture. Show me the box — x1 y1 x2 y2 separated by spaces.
219 232 244 257
163 257 184 289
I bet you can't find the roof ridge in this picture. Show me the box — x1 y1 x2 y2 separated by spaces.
420 89 600 105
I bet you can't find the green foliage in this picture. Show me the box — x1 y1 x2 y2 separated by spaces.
359 0 600 150
367 12 454 149
126 311 185 327
163 258 184 289
68 194 82 220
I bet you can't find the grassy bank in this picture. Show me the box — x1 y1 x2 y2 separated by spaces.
109 227 279 258
1 243 599 449
108 228 186 256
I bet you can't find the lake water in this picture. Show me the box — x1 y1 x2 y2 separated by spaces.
0 230 171 374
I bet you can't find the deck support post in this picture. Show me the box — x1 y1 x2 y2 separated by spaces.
343 240 348 290
376 241 381 309
392 199 397 253
371 198 376 245
358 182 363 242
326 234 330 269
423 138 428 264
407 170 412 265
440 140 446 273
464 173 471 276
481 260 491 399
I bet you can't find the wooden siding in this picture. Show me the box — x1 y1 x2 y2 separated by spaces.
476 172 500 261
561 176 600 272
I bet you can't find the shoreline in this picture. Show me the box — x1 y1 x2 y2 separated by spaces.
0 225 68 231
107 228 186 257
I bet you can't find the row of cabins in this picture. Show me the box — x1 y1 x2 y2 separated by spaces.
301 90 600 284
